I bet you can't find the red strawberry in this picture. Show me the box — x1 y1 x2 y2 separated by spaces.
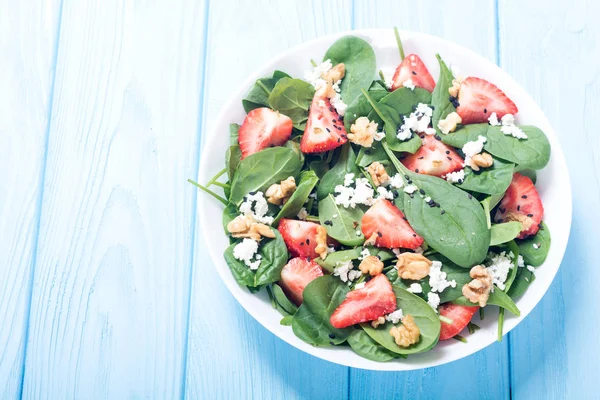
278 218 326 260
439 303 479 340
391 54 436 92
361 200 423 249
494 173 544 239
238 107 293 158
401 135 464 177
330 275 397 329
300 91 347 154
279 257 324 306
456 77 518 124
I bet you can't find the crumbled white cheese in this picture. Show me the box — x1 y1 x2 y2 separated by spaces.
527 265 535 272
403 79 416 90
333 260 354 283
407 283 423 294
488 112 500 126
424 128 436 136
403 184 418 194
327 246 336 254
308 192 317 199
423 196 432 203
305 60 333 87
445 169 465 184
428 261 457 293
330 93 347 116
392 248 401 256
356 230 361 236
354 282 366 290
500 114 527 139
348 269 363 282
427 292 440 311
344 173 355 187
359 247 371 261
233 238 260 270
517 254 525 268
381 68 395 89
397 103 433 141
388 174 404 189
239 191 274 225
376 186 394 200
533 243 539 249
486 251 515 291
332 213 338 219
374 130 385 141
334 176 376 208
386 309 404 324
462 135 487 169
297 207 308 220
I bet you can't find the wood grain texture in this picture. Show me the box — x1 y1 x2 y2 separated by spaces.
185 1 353 399
0 0 62 397
20 0 207 397
498 0 599 398
349 1 510 399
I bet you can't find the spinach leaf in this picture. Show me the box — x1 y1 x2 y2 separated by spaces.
280 316 293 326
271 283 298 315
317 144 360 201
356 140 390 168
226 145 242 181
347 329 400 362
362 285 441 355
323 35 377 105
242 70 290 113
291 275 352 345
306 153 330 179
284 139 305 166
429 254 472 303
229 123 240 145
503 240 520 291
442 124 551 170
380 87 432 117
431 54 455 135
515 167 537 183
517 221 551 266
508 267 536 298
481 197 492 229
458 157 515 195
344 87 388 131
453 289 520 316
268 77 315 129
222 203 238 234
318 195 365 246
490 222 523 246
230 147 303 205
273 170 319 225
315 248 361 273
223 229 289 288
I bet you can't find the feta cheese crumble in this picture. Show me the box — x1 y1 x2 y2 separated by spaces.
397 103 433 141
500 114 527 139
239 191 274 225
403 184 418 194
305 60 333 86
427 292 441 311
388 173 404 189
527 265 535 273
488 112 500 126
233 238 261 270
462 135 487 169
517 254 525 268
376 186 394 200
386 309 404 324
344 173 355 187
359 247 371 261
333 260 356 283
486 251 515 291
428 261 457 293
354 282 366 290
334 176 376 208
374 130 385 141
297 207 308 220
403 79 416 90
407 283 423 294
533 243 540 249
445 169 465 184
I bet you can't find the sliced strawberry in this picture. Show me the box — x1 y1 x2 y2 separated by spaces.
330 275 397 329
238 107 293 158
439 303 479 340
300 92 347 154
456 77 518 124
401 135 464 177
361 199 423 249
278 218 325 260
391 54 436 92
279 257 324 306
494 173 544 239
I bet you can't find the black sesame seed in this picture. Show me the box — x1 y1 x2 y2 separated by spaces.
409 193 414 199
522 195 528 199
324 220 333 226
420 134 425 139
402 217 407 221
484 108 488 114
404 175 410 180
300 242 304 246
446 150 450 154
328 333 336 339
243 196 248 202
329 107 334 112
458 179 464 184
329 341 335 345
517 205 521 211
441 210 446 215
527 213 534 217
341 134 348 139
499 207 506 213
413 233 417 237
418 156 424 160
326 127 330 133
407 179 413 184
249 191 257 195
415 168 420 173
412 71 417 75
336 126 342 130
434 135 441 141
377 231 383 237
306 239 310 245
468 194 473 199
497 218 503 223
449 96 460 107
538 223 543 229
436 203 441 208
447 156 452 161
337 138 341 143
332 119 337 123
419 189 425 195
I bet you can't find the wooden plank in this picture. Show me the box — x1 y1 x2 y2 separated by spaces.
498 0 599 398
0 0 62 397
184 1 353 398
349 1 510 399
20 0 208 397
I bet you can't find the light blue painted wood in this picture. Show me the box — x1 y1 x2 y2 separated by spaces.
498 0 599 398
185 1 353 398
0 0 62 397
349 1 510 398
19 0 207 397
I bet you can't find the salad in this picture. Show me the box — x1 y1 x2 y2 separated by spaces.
191 28 552 362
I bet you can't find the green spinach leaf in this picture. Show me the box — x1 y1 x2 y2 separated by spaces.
272 283 298 315
268 77 315 129
458 157 515 195
226 145 242 181
453 289 520 316
242 70 290 113
315 248 361 273
508 267 536 298
222 203 238 234
229 123 240 145
429 254 472 303
273 170 319 225
344 87 388 131
431 54 455 134
347 329 400 362
317 144 360 201
517 221 551 266
490 222 523 246
318 195 365 246
356 140 391 168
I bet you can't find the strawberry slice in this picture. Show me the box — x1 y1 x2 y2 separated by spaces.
439 303 479 340
456 77 518 124
361 199 423 249
494 173 544 239
278 218 325 260
391 54 436 92
238 107 293 158
300 92 347 154
279 257 324 306
401 135 464 177
330 275 397 329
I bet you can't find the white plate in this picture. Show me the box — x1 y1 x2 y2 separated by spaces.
198 29 572 371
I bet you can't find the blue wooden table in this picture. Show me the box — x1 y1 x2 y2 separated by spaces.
1 0 597 398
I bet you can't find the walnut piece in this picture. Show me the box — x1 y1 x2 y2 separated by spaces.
448 77 463 98
470 152 493 172
265 176 296 205
371 316 386 329
314 225 329 260
227 215 275 241
367 162 390 187
437 111 462 135
348 117 378 148
396 252 432 280
389 315 420 347
359 255 384 276
462 265 493 307
502 211 532 231
322 63 345 85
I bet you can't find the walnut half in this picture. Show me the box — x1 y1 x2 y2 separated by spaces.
371 316 386 329
322 63 345 85
367 162 390 187
314 225 328 260
470 152 493 171
265 176 296 205
348 117 378 148
359 255 384 276
437 111 462 135
396 252 432 280
462 265 492 307
389 315 420 347
227 215 275 241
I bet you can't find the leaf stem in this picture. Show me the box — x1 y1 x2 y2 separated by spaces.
188 179 228 206
256 80 272 97
394 27 405 60
210 181 230 189
453 335 468 343
497 308 505 342
207 167 227 185
305 215 320 223
310 59 317 67
381 140 408 176
479 307 485 320
439 315 453 324
360 88 386 121
378 70 386 83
